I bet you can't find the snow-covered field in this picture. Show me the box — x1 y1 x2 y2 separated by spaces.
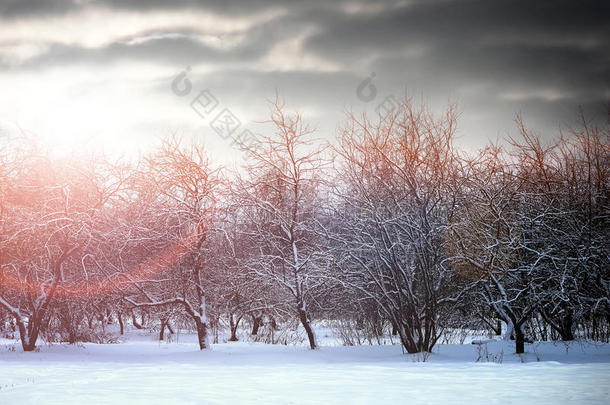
1 331 609 404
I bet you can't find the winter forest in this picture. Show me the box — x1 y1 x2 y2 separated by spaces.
1 1 610 402
1 99 608 358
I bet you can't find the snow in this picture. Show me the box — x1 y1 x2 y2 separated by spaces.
1 331 609 404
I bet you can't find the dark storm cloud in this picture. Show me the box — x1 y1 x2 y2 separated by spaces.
304 1 609 89
305 0 610 55
0 7 313 70
370 42 608 99
0 0 74 17
298 0 609 138
0 0 336 18
304 0 610 84
11 0 608 90
95 0 292 15
1 0 607 146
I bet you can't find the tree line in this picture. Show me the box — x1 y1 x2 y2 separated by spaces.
0 99 608 354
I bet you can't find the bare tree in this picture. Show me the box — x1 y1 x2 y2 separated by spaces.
330 99 467 353
0 141 122 350
233 99 329 349
120 137 220 350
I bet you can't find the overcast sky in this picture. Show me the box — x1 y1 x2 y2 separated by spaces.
0 0 608 162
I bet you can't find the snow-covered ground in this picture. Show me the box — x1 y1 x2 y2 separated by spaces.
1 330 609 404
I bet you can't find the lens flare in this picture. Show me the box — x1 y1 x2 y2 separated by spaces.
1 228 202 299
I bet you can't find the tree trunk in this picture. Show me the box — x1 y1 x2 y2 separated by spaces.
194 317 209 350
560 312 574 341
19 308 49 352
159 318 167 341
118 312 124 335
131 312 143 329
21 337 37 351
515 324 525 354
396 323 419 354
503 319 514 341
17 319 37 352
298 309 316 350
229 314 240 342
391 321 398 336
11 247 77 352
98 313 105 332
270 316 278 330
251 315 262 335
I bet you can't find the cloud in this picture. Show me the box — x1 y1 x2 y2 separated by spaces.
12 33 268 69
0 0 75 18
0 0 607 157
